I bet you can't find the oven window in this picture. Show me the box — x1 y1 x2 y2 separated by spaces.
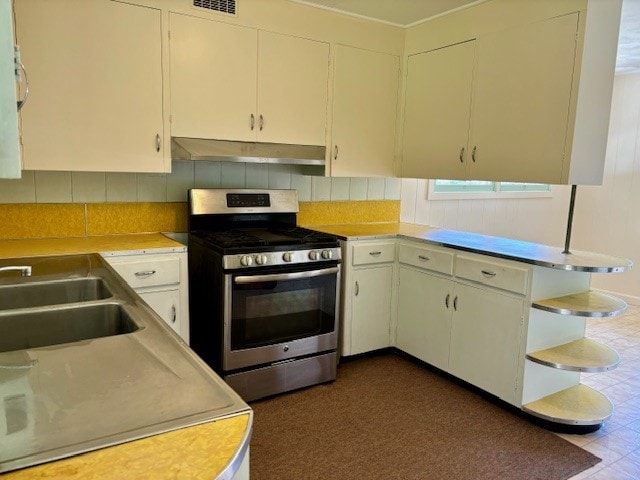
230 271 337 350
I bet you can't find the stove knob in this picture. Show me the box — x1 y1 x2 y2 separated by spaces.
282 252 293 262
321 249 333 260
255 254 267 265
240 255 253 267
308 250 320 261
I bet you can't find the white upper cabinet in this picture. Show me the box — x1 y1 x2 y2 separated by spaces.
14 0 165 172
0 0 20 179
331 45 400 177
401 41 475 180
257 30 329 146
169 14 257 142
468 14 579 183
401 0 622 185
169 13 329 146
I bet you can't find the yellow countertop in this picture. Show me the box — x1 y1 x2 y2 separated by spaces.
0 233 185 260
1 413 252 480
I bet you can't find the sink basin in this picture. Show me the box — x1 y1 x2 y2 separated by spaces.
0 303 139 353
0 277 112 310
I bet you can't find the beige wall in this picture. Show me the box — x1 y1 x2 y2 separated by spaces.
401 73 640 303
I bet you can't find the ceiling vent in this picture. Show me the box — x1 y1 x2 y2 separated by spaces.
193 0 236 15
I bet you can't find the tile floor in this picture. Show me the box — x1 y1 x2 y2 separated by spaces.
561 302 640 479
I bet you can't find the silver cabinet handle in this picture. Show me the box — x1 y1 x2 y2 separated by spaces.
334 145 339 160
481 270 497 278
459 147 465 163
171 304 176 323
0 265 31 276
445 293 450 309
472 146 477 163
259 114 264 131
453 295 458 311
355 281 359 296
235 267 339 284
134 270 156 277
155 134 161 153
15 47 29 111
250 113 255 131
369 251 382 256
418 255 430 262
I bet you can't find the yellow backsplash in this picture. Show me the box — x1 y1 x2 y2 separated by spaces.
299 200 400 226
0 200 399 240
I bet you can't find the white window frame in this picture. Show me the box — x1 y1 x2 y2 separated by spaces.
426 180 554 201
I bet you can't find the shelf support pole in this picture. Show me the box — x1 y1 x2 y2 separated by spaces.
563 185 577 254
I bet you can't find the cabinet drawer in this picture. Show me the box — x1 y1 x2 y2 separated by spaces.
398 243 454 275
352 242 395 266
107 256 180 289
455 254 529 294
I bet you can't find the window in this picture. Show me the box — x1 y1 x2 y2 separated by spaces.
428 180 552 200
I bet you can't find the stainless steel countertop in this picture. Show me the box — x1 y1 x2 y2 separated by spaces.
403 229 633 273
0 254 250 473
312 224 633 273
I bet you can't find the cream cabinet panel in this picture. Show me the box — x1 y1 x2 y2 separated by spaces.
169 13 257 142
397 267 452 371
350 265 393 355
468 13 579 183
139 289 182 337
449 282 524 404
331 45 399 177
257 31 329 146
401 40 475 180
104 251 190 343
0 0 20 179
15 0 164 172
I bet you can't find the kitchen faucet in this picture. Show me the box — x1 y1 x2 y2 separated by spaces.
0 265 32 276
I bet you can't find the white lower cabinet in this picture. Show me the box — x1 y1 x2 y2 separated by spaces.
340 239 395 356
342 234 626 426
448 282 525 405
396 242 527 405
396 267 452 371
350 266 394 355
102 251 189 342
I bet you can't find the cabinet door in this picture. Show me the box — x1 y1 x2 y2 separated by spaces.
468 13 579 183
0 0 20 179
15 0 164 172
331 45 399 177
139 289 181 337
169 13 257 141
351 266 393 355
401 40 475 180
257 31 329 146
449 283 524 404
397 267 452 371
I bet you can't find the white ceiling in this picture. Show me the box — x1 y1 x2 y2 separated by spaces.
294 0 640 74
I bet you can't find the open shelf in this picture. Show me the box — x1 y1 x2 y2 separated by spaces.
522 384 613 425
532 291 627 317
526 338 620 372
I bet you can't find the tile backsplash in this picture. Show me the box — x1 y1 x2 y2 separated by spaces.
0 161 402 204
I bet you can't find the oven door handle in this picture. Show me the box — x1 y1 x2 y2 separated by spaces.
234 266 339 284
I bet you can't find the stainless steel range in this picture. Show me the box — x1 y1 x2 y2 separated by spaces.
187 189 341 401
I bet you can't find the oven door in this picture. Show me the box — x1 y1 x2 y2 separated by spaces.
223 263 340 371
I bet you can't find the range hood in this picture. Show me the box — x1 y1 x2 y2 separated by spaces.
171 137 326 166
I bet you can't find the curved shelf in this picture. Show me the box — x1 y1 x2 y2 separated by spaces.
522 384 613 425
526 338 620 372
532 291 627 317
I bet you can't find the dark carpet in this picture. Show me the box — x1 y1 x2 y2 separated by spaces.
249 353 600 480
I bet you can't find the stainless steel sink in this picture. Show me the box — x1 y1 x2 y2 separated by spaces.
0 303 139 353
0 277 112 310
0 253 249 475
